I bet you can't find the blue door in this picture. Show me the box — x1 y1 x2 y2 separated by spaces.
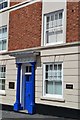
23 65 34 114
24 74 32 111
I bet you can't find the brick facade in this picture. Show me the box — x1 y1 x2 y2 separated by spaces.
8 2 42 51
10 2 20 6
8 1 80 51
66 2 79 43
10 0 27 6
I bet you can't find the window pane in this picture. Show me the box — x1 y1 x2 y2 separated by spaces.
57 19 62 26
46 31 56 43
3 1 7 8
59 12 62 19
3 66 6 72
0 41 2 50
29 66 31 72
0 3 2 10
2 79 5 84
58 64 62 70
1 72 5 78
0 84 2 90
55 81 62 95
54 71 57 80
50 65 53 70
54 64 57 70
46 23 49 29
55 13 58 20
26 66 31 72
57 76 62 81
0 0 4 2
45 72 48 79
47 16 50 22
49 21 53 28
0 79 5 90
52 20 56 27
2 84 5 90
56 30 63 42
0 73 1 78
0 33 2 38
26 66 28 72
46 81 53 94
0 79 2 83
46 65 48 71
51 15 54 21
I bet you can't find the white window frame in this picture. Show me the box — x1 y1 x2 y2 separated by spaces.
44 10 64 46
0 65 6 95
43 62 63 99
0 25 8 52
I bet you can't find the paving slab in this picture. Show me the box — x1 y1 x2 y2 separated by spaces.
0 110 77 120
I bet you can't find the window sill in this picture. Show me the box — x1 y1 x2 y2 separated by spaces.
45 41 64 46
40 96 65 102
0 50 7 54
0 90 6 96
0 7 8 13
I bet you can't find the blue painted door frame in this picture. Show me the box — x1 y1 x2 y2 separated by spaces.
14 62 36 114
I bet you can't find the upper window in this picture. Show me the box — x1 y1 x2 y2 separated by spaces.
0 0 8 10
43 63 63 98
0 25 7 51
44 10 63 45
0 65 6 91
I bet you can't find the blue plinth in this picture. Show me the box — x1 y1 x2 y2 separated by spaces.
14 102 22 111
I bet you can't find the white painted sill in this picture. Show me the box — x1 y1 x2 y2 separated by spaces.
0 50 7 54
41 96 65 102
0 90 6 96
0 7 8 12
45 41 64 47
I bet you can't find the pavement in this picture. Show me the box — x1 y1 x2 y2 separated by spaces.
0 110 77 120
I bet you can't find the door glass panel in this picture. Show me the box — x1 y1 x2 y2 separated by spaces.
26 66 31 73
26 66 28 72
29 66 31 72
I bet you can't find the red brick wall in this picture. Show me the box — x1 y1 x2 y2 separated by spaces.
66 1 79 43
79 1 80 42
10 2 20 6
10 0 26 6
8 2 42 51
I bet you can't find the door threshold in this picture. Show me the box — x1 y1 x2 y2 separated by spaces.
19 110 28 113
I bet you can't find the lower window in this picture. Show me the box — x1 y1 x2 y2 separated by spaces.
43 63 63 98
0 65 6 91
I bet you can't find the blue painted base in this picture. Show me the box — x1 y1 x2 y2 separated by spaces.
14 102 22 111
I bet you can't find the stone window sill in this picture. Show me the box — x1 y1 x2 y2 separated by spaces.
40 96 65 102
